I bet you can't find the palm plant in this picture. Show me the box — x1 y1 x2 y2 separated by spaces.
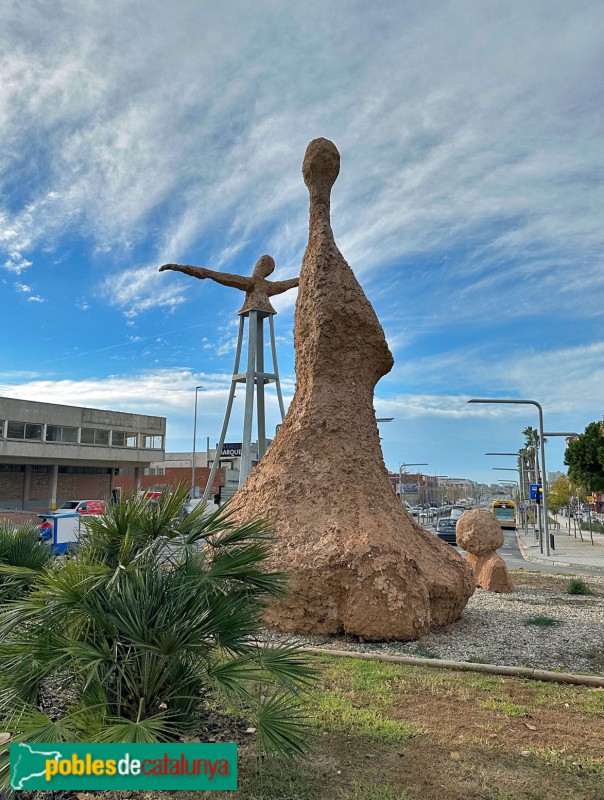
0 488 315 787
0 520 53 602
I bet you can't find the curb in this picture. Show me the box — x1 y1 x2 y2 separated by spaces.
515 530 602 572
302 646 604 688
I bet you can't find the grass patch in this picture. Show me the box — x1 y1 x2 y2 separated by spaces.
567 577 592 595
345 781 411 799
325 657 404 697
525 615 559 627
524 746 604 777
190 655 604 799
479 698 531 717
314 689 420 742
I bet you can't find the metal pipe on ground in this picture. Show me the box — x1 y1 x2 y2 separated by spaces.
301 646 604 688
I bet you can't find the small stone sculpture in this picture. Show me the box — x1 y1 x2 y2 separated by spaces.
159 255 299 314
231 138 474 640
456 509 514 593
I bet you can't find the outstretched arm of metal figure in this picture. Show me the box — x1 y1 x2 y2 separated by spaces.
159 263 252 292
267 276 300 295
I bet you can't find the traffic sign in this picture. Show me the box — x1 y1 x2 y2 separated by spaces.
529 484 542 501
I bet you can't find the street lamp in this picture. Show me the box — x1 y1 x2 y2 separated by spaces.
399 462 428 504
191 385 203 499
468 398 551 555
433 476 448 509
499 480 519 500
376 417 394 442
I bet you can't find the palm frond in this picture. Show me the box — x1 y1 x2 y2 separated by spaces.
95 712 181 743
255 693 311 757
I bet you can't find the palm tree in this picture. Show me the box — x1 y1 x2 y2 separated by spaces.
0 488 315 788
522 426 547 484
0 520 53 602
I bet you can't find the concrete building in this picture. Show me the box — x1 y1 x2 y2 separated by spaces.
0 397 166 510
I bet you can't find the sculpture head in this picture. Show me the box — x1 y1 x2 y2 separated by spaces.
253 254 275 278
302 138 340 197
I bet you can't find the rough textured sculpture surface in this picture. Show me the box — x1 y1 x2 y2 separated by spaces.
160 255 299 314
456 509 514 593
231 137 474 641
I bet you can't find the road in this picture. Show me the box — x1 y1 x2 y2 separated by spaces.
422 521 604 576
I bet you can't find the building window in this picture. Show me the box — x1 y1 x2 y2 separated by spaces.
46 425 78 444
58 466 112 475
143 434 163 449
0 420 4 437
81 427 110 446
145 467 165 476
7 421 42 441
112 431 139 447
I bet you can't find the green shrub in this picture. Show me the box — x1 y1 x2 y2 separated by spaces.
525 615 558 628
581 520 604 534
0 488 315 788
567 578 592 595
0 520 53 602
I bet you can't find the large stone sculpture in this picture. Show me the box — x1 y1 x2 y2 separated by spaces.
456 509 514 593
231 138 474 640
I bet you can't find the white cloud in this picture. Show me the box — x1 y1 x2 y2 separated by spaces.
384 340 604 418
0 367 292 448
4 253 32 274
27 294 44 302
0 0 601 322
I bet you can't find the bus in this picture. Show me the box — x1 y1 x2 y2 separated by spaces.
491 500 517 530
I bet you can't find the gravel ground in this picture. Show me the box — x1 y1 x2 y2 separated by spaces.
267 572 604 676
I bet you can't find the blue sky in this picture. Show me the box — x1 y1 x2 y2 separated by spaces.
1 0 603 485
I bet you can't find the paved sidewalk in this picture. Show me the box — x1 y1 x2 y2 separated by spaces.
516 514 604 571
0 508 45 525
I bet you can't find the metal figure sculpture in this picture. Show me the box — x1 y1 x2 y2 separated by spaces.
160 255 299 494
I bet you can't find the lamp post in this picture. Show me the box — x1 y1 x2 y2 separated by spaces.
468 398 551 555
376 417 394 442
485 454 526 518
399 462 428 505
434 476 448 514
494 469 522 506
499 480 519 501
191 385 203 499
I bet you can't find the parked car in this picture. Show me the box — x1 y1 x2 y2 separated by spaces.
435 517 457 545
56 499 106 515
182 497 220 516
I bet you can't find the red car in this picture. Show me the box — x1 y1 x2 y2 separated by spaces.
56 499 107 515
